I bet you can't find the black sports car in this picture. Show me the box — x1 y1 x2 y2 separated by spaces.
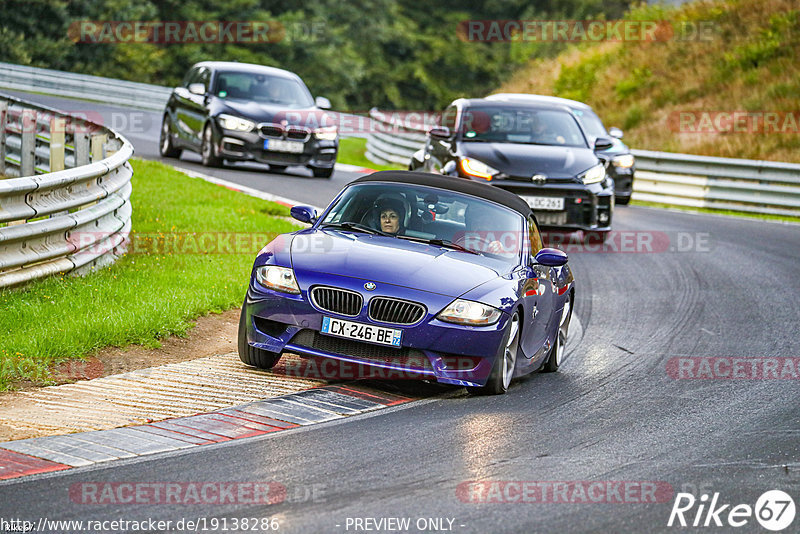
487 93 635 204
410 98 615 233
160 61 338 178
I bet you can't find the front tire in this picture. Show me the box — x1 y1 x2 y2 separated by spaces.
201 124 222 167
159 115 182 158
616 196 631 205
270 165 288 173
311 166 334 178
467 311 520 395
237 303 282 369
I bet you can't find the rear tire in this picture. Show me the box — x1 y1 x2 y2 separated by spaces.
237 303 282 369
467 311 520 395
312 166 334 178
159 115 182 158
543 291 572 372
201 124 222 167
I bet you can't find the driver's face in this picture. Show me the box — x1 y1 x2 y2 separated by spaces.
380 209 400 234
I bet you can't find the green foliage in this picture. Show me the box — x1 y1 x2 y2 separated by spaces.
0 0 630 110
553 50 613 102
614 67 652 100
720 10 798 71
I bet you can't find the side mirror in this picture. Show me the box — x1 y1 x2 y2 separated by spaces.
290 205 317 224
534 248 568 267
608 127 624 139
188 83 206 96
594 137 614 151
315 96 332 109
428 126 451 140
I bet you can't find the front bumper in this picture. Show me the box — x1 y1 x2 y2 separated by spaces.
609 165 634 201
489 178 614 231
214 125 338 169
243 271 509 387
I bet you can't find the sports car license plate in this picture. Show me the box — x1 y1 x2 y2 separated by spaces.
535 211 568 226
264 139 304 153
522 196 565 211
321 317 402 347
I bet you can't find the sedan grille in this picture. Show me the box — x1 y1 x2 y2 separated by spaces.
290 330 433 371
311 286 363 317
259 124 283 138
285 126 311 141
368 297 426 325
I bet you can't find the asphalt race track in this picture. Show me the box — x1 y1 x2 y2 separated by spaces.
2 92 799 533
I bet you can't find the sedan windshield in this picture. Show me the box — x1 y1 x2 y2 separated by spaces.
320 183 524 263
214 71 314 108
461 106 587 147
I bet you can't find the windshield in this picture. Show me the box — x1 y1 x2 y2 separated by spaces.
213 71 314 108
570 108 609 140
320 183 524 263
460 106 587 147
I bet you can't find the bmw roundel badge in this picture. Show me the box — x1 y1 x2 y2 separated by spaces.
364 282 377 291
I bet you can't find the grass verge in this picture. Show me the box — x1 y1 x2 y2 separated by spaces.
630 200 800 224
0 158 300 391
337 137 406 171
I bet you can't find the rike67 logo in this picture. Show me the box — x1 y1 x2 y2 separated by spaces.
668 490 795 531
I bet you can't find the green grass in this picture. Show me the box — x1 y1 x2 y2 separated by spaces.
0 158 300 390
630 200 800 224
337 137 405 171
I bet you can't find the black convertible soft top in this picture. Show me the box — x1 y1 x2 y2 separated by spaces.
352 171 533 217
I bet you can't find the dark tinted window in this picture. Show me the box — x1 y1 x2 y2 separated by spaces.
214 71 314 107
461 106 587 147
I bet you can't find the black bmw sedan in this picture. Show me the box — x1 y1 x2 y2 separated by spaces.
410 98 615 232
160 61 338 178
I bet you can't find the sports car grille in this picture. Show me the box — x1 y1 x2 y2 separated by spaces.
290 330 433 371
311 286 363 317
368 297 425 325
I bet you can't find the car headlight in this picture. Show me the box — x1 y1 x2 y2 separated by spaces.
580 163 606 184
217 114 255 132
437 299 502 326
459 157 499 181
611 154 635 168
314 125 338 140
255 266 301 294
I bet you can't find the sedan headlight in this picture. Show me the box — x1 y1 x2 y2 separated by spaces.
459 157 499 181
438 299 502 326
611 154 635 168
255 266 300 294
218 114 255 132
314 125 338 140
580 163 606 184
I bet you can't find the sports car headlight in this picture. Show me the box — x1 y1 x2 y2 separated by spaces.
611 154 635 168
314 125 338 140
438 299 502 326
580 164 606 184
255 266 300 294
459 157 499 181
217 114 255 132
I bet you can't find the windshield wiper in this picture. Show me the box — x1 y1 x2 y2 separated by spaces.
397 235 481 255
320 222 388 236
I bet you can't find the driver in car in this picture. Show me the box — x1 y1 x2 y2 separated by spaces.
376 198 405 235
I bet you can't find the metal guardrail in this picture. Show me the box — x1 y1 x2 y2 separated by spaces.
365 109 800 217
0 93 133 288
0 62 172 111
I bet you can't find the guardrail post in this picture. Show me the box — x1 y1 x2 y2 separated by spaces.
90 133 107 162
21 109 36 176
49 116 66 172
75 133 90 166
0 100 7 176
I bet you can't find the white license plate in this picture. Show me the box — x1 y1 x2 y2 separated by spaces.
522 196 564 211
264 139 304 153
535 211 568 226
321 317 402 347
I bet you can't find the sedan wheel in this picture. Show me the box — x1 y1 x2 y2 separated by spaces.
468 311 520 395
201 124 222 167
159 116 181 158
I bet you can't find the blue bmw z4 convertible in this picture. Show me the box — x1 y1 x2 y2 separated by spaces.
239 171 574 394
